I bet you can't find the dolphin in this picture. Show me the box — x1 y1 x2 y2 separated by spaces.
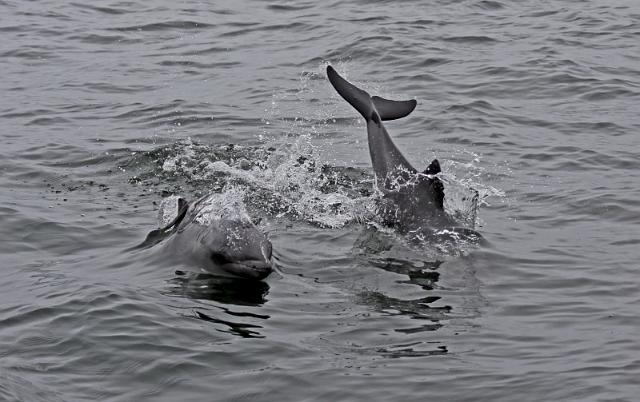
326 65 479 240
135 192 273 280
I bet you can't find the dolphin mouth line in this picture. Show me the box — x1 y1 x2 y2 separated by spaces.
219 259 273 280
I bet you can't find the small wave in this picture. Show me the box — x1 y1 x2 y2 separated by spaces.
109 20 213 32
219 22 312 38
69 3 128 15
441 35 500 44
157 59 241 70
25 117 72 126
413 57 451 68
579 87 638 101
82 82 157 94
66 33 138 45
445 100 496 114
1 48 57 60
267 3 316 12
473 0 506 11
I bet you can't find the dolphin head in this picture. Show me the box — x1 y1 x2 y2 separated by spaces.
201 219 273 280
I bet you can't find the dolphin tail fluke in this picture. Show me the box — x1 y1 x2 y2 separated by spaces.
372 96 417 121
327 65 416 121
327 65 374 120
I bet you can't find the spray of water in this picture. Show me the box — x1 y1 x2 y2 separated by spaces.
128 62 504 249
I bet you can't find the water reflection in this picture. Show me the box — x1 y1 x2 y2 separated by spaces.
193 310 265 339
165 271 271 338
351 226 483 357
376 342 448 357
353 257 451 355
357 289 449 334
166 270 270 306
369 257 443 290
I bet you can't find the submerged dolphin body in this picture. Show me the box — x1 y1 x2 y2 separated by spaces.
137 193 273 280
326 66 479 240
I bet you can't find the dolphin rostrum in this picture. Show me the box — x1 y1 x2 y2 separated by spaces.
327 65 478 239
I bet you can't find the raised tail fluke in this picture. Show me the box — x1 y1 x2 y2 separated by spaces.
326 65 417 121
372 96 416 121
327 65 374 120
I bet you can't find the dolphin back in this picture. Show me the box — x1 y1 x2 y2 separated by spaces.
326 66 416 121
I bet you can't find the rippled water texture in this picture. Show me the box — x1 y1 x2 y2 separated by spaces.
1 1 640 401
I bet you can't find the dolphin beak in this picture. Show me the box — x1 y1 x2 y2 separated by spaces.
219 259 273 280
210 231 274 280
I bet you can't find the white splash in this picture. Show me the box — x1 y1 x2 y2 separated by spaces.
152 62 501 231
157 195 182 228
192 189 252 226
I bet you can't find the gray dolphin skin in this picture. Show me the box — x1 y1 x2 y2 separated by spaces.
326 65 479 240
138 193 273 280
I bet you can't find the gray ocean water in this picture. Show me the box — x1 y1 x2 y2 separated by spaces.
1 1 639 401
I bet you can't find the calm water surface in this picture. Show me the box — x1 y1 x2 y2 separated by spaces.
1 1 639 401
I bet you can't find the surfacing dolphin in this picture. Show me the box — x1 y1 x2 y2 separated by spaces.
326 65 480 241
135 192 273 280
